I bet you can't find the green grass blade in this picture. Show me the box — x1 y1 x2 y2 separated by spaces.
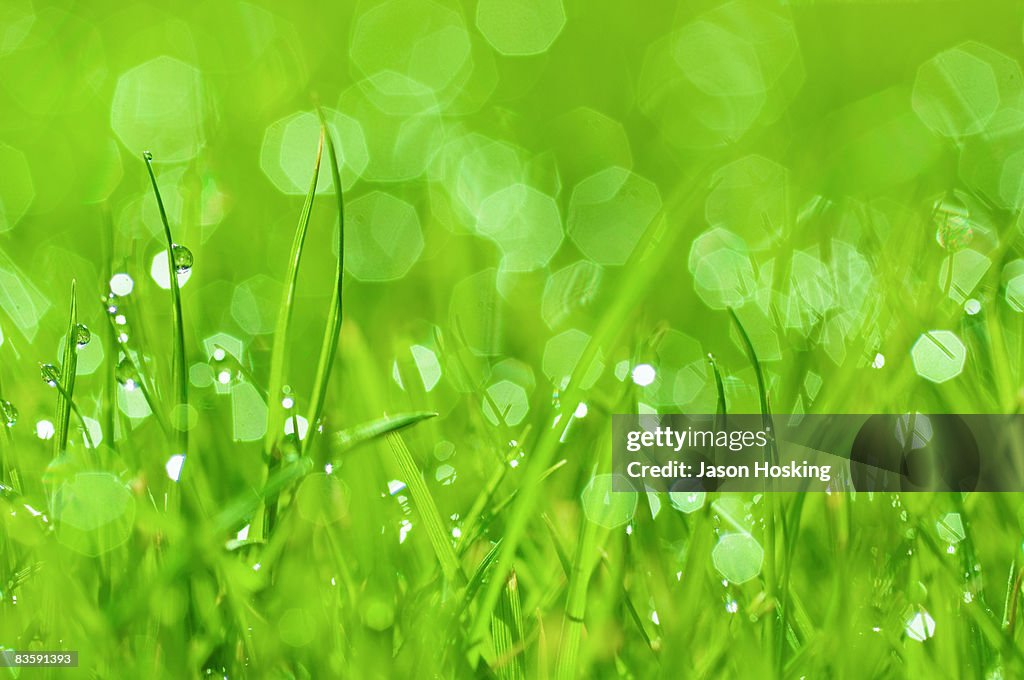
386 432 463 584
469 174 711 652
54 280 78 455
143 152 188 456
302 109 346 454
331 411 437 455
491 570 526 680
264 129 324 459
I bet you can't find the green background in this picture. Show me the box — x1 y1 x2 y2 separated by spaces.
2 0 1024 677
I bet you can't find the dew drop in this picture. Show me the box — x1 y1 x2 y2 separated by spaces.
143 150 153 161
171 244 194 273
116 357 139 390
0 400 17 427
74 323 91 348
40 363 60 387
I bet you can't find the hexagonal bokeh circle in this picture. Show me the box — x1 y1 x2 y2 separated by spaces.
0 142 34 232
911 331 966 383
350 0 471 93
567 166 661 265
260 108 369 194
712 532 764 584
346 191 424 282
912 41 1023 139
476 0 566 56
231 274 282 336
111 56 208 161
476 183 563 271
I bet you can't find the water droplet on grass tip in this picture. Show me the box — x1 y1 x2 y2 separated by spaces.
0 400 17 426
143 150 153 161
171 244 193 273
74 323 90 347
40 363 59 386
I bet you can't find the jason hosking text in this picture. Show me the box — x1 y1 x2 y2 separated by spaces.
611 415 836 493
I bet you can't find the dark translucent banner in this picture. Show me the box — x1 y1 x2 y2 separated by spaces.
611 414 1024 492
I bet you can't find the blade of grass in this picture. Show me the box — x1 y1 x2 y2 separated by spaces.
302 108 346 454
53 280 78 456
331 411 437 455
143 152 188 457
468 169 712 654
253 129 324 542
386 432 463 584
491 570 526 680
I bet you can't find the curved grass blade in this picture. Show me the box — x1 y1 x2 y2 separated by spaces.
302 108 346 454
331 411 437 455
143 152 188 456
264 130 324 460
54 280 78 455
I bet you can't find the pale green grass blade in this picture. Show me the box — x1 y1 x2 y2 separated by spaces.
331 411 437 455
491 570 525 680
386 432 463 583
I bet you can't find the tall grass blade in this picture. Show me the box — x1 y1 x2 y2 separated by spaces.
143 152 188 457
491 570 526 680
264 130 324 460
386 432 463 583
303 108 346 453
54 280 78 455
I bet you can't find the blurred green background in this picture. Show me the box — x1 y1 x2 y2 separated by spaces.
4 0 1024 677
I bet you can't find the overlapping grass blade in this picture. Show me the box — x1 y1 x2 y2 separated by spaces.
263 130 324 461
53 280 79 455
468 172 711 652
386 432 463 583
303 108 346 453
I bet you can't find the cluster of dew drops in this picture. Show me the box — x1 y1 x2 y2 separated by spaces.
3 240 197 433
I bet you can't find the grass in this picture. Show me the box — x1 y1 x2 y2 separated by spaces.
5 3 1024 677
3 134 1024 676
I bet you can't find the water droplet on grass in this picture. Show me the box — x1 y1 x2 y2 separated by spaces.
40 363 59 386
171 244 193 273
0 400 17 426
73 323 90 347
905 608 936 642
116 357 139 390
